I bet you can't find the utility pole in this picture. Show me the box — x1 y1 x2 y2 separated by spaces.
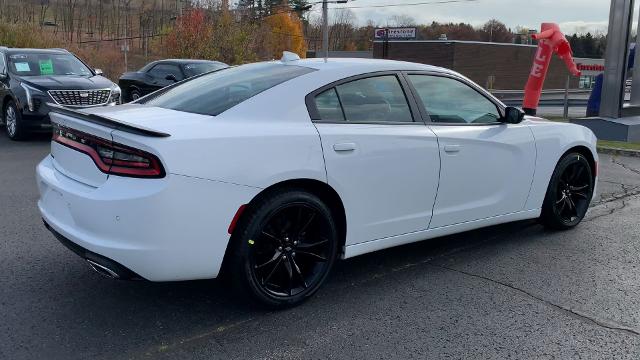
124 8 128 72
322 0 328 60
321 0 347 61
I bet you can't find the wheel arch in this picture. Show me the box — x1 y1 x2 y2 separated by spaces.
561 145 597 183
232 178 347 256
1 94 14 114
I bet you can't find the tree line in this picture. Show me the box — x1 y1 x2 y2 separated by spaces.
0 0 606 81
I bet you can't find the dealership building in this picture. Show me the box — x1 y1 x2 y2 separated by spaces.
371 40 604 91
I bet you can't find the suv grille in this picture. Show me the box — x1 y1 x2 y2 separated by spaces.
48 89 112 107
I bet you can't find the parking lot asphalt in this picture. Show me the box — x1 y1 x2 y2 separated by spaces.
2 133 640 359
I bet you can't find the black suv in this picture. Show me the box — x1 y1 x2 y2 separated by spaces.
0 47 121 140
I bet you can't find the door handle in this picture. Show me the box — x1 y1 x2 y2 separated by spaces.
443 144 461 153
333 143 356 152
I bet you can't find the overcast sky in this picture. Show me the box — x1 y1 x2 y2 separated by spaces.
319 0 628 34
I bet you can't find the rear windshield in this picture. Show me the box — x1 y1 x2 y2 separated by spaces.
143 62 314 116
7 53 92 76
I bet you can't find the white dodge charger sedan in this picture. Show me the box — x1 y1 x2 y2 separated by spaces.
37 55 598 307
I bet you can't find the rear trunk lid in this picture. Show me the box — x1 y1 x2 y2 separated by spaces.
48 104 213 186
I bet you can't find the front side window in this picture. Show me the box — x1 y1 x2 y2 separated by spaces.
409 75 500 124
0 54 6 74
333 75 413 122
7 53 93 77
149 64 184 81
144 62 314 116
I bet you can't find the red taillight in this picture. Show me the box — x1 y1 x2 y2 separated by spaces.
52 123 165 178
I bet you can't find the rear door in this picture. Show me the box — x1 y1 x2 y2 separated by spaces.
310 73 441 245
405 73 536 228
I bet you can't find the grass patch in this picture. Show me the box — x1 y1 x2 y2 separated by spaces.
598 140 640 151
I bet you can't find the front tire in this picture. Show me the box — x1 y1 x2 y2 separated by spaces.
540 152 594 229
4 100 26 141
226 189 339 308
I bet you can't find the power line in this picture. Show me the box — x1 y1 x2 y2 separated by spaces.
78 33 166 44
332 0 478 10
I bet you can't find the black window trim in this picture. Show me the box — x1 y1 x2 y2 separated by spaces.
305 71 424 125
401 71 507 126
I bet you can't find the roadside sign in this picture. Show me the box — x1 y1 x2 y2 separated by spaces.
374 28 416 39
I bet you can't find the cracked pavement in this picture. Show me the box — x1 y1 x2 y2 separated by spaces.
2 135 640 359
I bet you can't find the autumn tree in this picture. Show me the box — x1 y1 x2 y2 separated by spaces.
264 10 307 58
163 8 217 59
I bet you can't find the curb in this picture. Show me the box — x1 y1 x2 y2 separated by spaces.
597 147 640 157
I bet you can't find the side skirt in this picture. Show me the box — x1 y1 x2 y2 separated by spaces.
344 209 541 259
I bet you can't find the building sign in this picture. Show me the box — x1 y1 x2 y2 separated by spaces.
375 28 417 39
576 63 605 73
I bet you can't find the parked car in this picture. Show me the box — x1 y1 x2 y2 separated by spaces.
38 54 598 308
118 59 228 102
0 47 121 140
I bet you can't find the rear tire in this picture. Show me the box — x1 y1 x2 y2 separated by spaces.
226 188 339 308
540 152 594 230
129 89 141 102
4 100 26 141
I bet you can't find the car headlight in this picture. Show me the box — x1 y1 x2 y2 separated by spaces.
110 84 121 105
20 83 44 112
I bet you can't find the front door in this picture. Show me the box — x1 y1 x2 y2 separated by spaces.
406 74 536 229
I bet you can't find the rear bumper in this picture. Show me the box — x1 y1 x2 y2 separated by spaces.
43 220 143 280
37 155 260 281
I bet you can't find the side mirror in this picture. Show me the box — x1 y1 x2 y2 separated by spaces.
165 74 177 82
94 68 103 76
0 72 7 80
502 106 525 124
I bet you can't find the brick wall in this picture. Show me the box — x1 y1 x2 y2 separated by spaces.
373 41 581 90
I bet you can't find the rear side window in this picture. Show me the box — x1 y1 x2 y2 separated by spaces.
149 64 183 81
313 75 413 123
315 88 344 120
144 63 315 116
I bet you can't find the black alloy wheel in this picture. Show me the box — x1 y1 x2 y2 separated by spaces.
227 189 339 308
541 153 594 229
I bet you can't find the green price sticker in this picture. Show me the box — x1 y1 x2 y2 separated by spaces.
39 59 54 75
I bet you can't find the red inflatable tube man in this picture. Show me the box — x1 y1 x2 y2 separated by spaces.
523 23 581 115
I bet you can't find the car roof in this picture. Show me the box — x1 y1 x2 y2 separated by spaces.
3 48 69 55
151 59 226 65
163 59 225 64
139 59 227 72
288 57 452 75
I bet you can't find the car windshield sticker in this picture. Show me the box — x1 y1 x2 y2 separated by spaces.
14 62 30 72
39 59 54 75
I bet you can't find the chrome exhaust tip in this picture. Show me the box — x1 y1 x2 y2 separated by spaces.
86 259 121 279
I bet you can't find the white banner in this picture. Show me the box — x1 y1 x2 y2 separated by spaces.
374 28 417 39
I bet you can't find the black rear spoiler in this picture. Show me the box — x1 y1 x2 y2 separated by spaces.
47 103 171 138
